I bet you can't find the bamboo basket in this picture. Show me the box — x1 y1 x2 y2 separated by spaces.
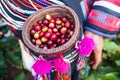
22 5 80 56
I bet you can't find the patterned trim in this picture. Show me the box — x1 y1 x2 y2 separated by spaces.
92 6 120 18
87 9 120 31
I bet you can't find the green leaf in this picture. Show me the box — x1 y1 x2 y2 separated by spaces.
0 51 7 76
104 39 118 52
115 60 120 66
86 73 98 80
111 52 120 60
5 51 22 68
14 72 25 80
102 73 118 80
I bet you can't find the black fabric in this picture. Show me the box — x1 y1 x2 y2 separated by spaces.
92 6 120 18
62 0 84 40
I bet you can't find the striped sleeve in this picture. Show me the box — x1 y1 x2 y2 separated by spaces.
84 0 120 38
0 0 64 30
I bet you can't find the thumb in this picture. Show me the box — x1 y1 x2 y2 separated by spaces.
0 31 3 37
92 50 102 69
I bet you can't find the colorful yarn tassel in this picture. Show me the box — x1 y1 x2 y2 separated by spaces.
32 57 52 75
77 55 85 71
54 56 69 73
42 75 48 80
62 73 68 80
76 36 95 56
56 71 60 80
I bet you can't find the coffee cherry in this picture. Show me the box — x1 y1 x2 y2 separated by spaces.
39 44 44 48
51 34 57 41
47 40 53 46
48 29 52 33
56 25 62 29
34 24 41 31
42 26 48 32
36 39 42 45
34 32 39 39
50 18 55 23
56 20 62 24
44 32 51 38
53 28 58 33
43 20 49 25
65 21 70 28
38 20 42 24
61 17 67 23
46 14 52 20
60 27 67 34
30 14 75 49
60 38 66 45
49 23 55 29
30 29 36 36
39 32 44 37
31 38 36 44
69 31 74 36
71 24 75 29
41 37 48 43
56 32 61 37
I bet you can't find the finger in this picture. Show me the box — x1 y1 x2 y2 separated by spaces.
92 52 102 69
88 54 94 64
88 59 94 65
0 32 3 37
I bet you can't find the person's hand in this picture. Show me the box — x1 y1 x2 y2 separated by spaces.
85 30 104 69
0 31 3 37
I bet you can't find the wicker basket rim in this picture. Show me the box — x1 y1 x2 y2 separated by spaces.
22 5 80 55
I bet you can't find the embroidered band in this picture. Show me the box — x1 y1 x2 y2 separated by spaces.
87 9 120 31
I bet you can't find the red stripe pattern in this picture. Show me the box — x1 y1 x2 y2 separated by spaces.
88 9 120 31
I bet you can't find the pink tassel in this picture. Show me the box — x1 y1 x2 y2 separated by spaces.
32 58 52 75
76 36 95 56
54 57 69 73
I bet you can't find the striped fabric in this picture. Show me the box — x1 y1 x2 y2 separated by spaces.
0 0 120 38
85 0 120 38
0 0 64 30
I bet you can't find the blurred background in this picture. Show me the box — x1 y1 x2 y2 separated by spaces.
0 17 120 80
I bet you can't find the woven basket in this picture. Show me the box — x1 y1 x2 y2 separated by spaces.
22 5 80 55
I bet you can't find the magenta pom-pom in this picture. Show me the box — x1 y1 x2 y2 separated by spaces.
32 58 52 75
76 36 95 56
54 57 69 73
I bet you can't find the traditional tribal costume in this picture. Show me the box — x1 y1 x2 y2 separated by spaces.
0 0 120 80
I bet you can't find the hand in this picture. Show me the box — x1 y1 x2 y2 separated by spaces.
85 30 104 69
0 31 3 37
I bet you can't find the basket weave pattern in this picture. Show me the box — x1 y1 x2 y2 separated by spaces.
22 5 80 55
